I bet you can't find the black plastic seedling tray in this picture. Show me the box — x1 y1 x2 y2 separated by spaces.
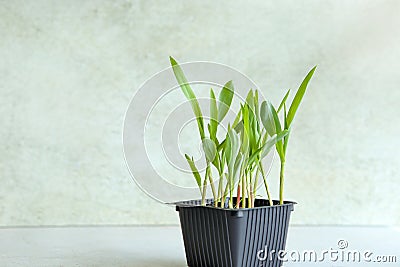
175 198 295 267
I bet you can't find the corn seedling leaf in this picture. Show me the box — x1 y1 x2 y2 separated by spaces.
242 127 250 155
234 120 244 134
269 101 282 133
224 131 232 164
228 129 240 163
254 90 260 124
277 89 291 113
233 153 244 183
247 147 262 166
170 56 205 139
202 138 217 162
218 81 234 122
209 88 218 140
287 66 316 126
232 109 242 129
184 154 202 188
245 90 254 111
261 130 289 158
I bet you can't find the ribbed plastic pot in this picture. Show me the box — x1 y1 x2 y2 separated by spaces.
175 198 295 267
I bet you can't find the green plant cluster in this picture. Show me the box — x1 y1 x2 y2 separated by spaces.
170 57 316 208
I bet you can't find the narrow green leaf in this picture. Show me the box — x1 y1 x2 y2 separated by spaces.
233 153 244 183
261 131 268 145
234 120 243 134
207 123 212 138
254 90 260 125
202 138 217 162
220 150 226 173
224 131 232 164
243 104 257 153
286 66 317 126
228 128 240 164
283 103 290 153
247 147 262 166
245 90 254 111
246 90 259 134
211 151 220 170
248 104 258 152
269 101 282 134
240 123 249 154
261 130 289 158
209 88 218 140
217 139 226 151
242 104 250 136
250 106 259 148
170 56 205 139
218 80 234 122
283 102 288 130
224 128 240 179
232 109 242 128
266 101 285 159
277 89 291 113
184 154 202 188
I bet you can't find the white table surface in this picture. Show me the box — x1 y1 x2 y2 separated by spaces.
0 226 398 266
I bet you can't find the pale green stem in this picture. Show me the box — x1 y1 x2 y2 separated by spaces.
251 168 260 208
207 165 217 202
241 175 245 208
247 172 252 208
221 179 229 208
235 179 241 209
237 161 246 209
229 174 233 209
253 166 260 198
201 178 207 206
279 161 285 205
259 163 273 206
216 171 223 207
249 182 254 208
216 155 224 206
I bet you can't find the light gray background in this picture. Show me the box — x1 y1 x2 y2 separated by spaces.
1 0 399 226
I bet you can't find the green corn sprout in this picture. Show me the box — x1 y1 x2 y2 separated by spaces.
170 56 316 208
260 67 317 205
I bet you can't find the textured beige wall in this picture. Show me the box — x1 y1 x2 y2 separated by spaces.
1 0 399 226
